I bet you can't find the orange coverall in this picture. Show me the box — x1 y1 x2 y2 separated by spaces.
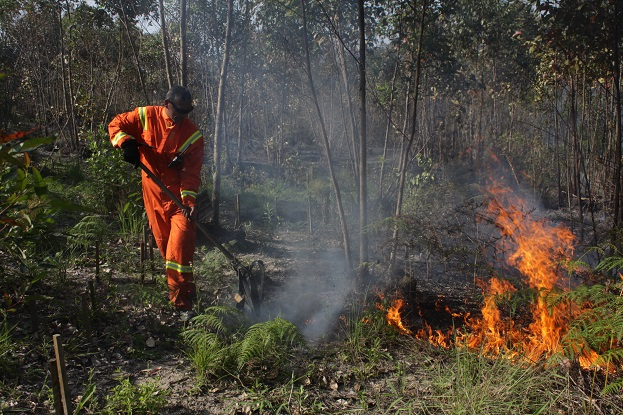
109 106 204 310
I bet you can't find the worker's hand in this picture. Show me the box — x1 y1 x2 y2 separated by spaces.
182 205 195 221
121 139 140 167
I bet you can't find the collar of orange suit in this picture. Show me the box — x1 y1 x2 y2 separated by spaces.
163 106 186 127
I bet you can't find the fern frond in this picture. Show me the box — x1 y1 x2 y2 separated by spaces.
189 305 247 335
236 318 305 370
602 378 623 396
595 347 623 366
182 330 220 349
595 256 623 273
187 339 231 377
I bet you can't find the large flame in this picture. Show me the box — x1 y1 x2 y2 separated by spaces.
383 179 604 368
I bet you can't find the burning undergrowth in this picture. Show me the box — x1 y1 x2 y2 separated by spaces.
380 178 619 371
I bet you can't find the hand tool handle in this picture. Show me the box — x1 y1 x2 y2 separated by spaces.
138 161 240 267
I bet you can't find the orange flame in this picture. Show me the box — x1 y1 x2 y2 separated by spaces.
382 179 609 369
383 298 412 335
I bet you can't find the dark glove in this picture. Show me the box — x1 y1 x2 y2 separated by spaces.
121 139 140 167
168 153 184 169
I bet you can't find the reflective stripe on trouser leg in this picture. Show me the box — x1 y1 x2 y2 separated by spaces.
166 211 196 310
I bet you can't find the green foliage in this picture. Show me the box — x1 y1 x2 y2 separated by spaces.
73 369 99 414
183 306 251 381
68 214 109 252
193 246 231 287
262 201 280 229
116 193 146 240
101 375 168 415
108 279 170 309
339 301 393 367
80 126 141 213
1 136 57 251
183 306 305 382
0 134 89 310
238 373 325 414
236 317 305 370
553 280 623 395
0 319 15 377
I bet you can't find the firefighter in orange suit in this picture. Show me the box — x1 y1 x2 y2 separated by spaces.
108 86 204 316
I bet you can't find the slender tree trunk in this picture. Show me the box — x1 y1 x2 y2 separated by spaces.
397 78 412 176
379 61 399 201
211 0 233 224
336 32 360 186
102 35 123 126
64 0 78 149
570 75 584 240
119 8 149 103
555 78 562 208
613 0 622 233
180 0 188 87
58 2 77 147
236 79 245 167
236 0 250 168
358 0 368 282
159 0 174 89
389 0 427 274
301 0 353 275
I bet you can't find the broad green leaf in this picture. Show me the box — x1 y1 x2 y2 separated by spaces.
49 197 91 212
32 167 47 196
13 136 54 153
15 168 27 191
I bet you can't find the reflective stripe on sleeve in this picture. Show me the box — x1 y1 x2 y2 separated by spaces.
178 130 202 154
112 131 129 147
181 190 197 200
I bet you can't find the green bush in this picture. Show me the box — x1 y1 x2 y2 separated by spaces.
80 125 141 214
0 134 86 308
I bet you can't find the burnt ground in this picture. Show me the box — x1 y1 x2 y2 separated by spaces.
3 182 623 413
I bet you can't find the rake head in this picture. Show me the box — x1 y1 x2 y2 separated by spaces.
236 260 265 316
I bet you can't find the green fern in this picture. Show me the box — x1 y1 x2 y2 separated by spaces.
554 275 623 395
602 378 623 395
188 305 247 336
182 306 246 377
594 255 623 274
236 317 305 370
182 307 305 380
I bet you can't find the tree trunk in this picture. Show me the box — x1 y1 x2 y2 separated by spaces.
180 0 188 87
389 0 427 274
358 0 368 282
58 2 77 148
613 0 622 234
236 0 250 168
158 0 174 89
119 7 149 103
570 75 584 240
211 0 233 225
301 0 353 275
335 29 360 187
378 61 399 201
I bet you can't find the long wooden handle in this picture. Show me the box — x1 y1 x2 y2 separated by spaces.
138 162 240 267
